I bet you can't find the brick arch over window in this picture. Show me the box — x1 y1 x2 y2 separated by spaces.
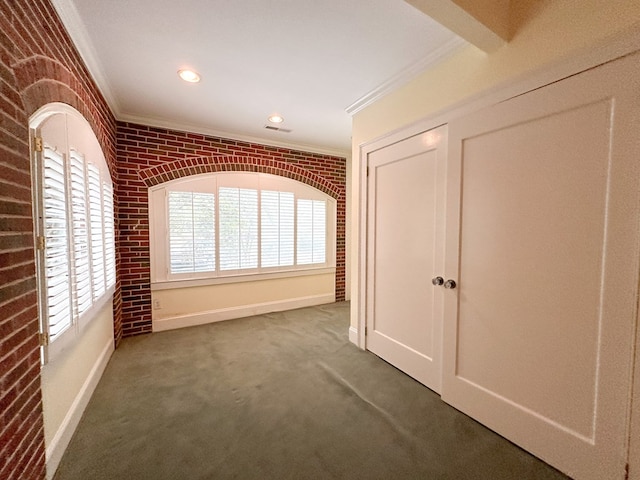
137 155 346 311
15 55 121 343
139 155 342 199
14 56 117 175
117 122 346 336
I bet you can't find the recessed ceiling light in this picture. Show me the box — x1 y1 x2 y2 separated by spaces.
178 69 201 83
268 114 284 124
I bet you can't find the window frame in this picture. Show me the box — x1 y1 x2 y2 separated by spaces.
30 103 115 363
149 172 336 287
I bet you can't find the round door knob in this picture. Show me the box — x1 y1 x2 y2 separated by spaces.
444 279 457 289
432 276 444 286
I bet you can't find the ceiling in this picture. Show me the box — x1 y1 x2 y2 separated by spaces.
52 0 465 155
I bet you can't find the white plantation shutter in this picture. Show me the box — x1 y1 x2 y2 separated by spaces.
312 200 326 264
297 199 312 265
169 192 195 273
42 150 115 342
261 190 294 267
192 193 216 272
297 199 326 265
33 108 116 362
219 187 258 270
69 151 92 316
42 147 72 340
103 181 116 287
168 191 215 273
88 164 105 299
151 173 334 282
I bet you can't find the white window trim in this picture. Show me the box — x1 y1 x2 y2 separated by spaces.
149 172 337 286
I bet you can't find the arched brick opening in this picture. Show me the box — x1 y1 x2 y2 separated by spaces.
137 154 346 309
15 56 116 165
16 55 122 344
139 155 342 199
117 123 347 336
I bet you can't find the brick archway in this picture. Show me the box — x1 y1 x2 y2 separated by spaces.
139 155 342 199
15 56 117 170
136 154 346 308
117 123 346 336
16 55 123 343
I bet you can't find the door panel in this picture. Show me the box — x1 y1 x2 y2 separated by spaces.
457 100 608 437
367 126 447 393
443 53 640 479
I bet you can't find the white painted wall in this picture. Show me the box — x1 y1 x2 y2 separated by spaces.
41 301 114 479
152 272 335 331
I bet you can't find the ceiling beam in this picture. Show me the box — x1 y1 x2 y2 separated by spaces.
405 0 511 52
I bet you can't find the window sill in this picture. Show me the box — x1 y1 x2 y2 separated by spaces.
151 266 336 291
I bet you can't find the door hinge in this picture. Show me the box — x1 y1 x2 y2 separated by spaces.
34 136 43 152
364 326 368 336
624 462 629 480
39 332 49 347
36 236 45 251
366 167 370 177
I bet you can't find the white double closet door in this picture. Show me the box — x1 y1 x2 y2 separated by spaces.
365 52 640 480
366 126 447 393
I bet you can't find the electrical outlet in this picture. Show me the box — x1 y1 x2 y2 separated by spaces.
153 299 161 310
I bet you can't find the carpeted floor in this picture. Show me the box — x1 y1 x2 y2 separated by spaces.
54 302 569 480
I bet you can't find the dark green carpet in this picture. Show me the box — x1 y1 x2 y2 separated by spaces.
54 302 569 480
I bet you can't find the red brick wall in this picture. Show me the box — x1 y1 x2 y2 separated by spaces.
0 1 118 479
1 1 345 477
117 122 346 336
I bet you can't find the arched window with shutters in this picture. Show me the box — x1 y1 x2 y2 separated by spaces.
30 103 115 363
149 172 336 284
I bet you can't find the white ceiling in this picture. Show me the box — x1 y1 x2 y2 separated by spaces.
53 0 464 155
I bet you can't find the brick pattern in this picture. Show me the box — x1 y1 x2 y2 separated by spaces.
140 156 342 198
117 122 346 336
0 1 118 479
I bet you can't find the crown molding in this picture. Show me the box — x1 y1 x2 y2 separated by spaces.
117 113 350 158
50 0 122 116
345 36 467 116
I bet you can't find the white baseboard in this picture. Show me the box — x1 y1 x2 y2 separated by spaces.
152 294 336 332
349 326 359 346
46 338 114 480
